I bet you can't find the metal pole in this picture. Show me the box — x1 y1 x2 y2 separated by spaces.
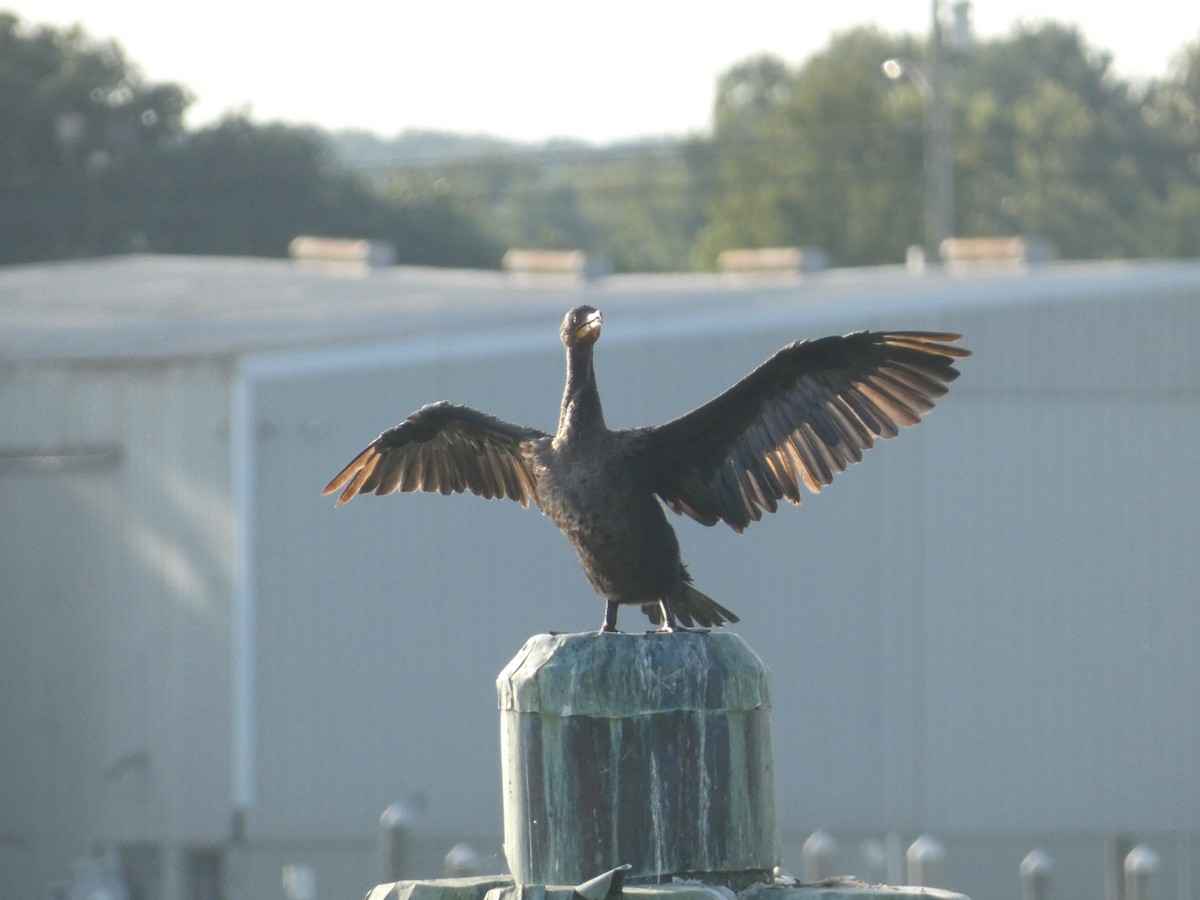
1107 834 1135 900
906 834 945 888
927 0 955 260
1020 849 1053 900
802 831 838 882
1125 845 1160 900
379 803 412 883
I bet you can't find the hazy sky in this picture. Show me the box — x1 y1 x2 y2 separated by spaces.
15 1 1200 143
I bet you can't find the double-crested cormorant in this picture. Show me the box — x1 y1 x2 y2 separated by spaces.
323 306 969 632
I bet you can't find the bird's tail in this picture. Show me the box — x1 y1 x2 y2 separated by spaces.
643 581 740 629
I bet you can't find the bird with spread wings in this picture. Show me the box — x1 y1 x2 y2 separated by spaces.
324 305 970 632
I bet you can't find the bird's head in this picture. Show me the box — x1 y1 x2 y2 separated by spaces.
561 305 602 347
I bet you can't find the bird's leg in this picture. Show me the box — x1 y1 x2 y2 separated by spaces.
655 599 709 634
656 600 679 633
600 600 620 633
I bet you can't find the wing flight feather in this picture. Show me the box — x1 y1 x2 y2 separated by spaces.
635 331 970 532
322 401 547 508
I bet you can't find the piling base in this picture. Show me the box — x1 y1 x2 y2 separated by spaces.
497 632 777 885
359 631 974 900
366 874 971 900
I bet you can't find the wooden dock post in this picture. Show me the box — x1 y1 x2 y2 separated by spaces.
497 631 779 886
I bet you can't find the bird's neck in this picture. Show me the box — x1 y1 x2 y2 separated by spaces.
558 344 606 439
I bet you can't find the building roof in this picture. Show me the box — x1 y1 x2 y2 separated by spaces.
3 253 1199 364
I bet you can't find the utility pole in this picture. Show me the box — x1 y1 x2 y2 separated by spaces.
926 0 955 262
882 2 969 265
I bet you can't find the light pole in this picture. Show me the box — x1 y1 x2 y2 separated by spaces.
926 0 955 261
883 1 970 263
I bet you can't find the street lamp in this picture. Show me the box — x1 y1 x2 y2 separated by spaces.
883 0 970 263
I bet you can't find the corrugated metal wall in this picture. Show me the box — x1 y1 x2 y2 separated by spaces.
4 263 1198 900
920 287 1200 835
0 361 237 899
243 270 1199 900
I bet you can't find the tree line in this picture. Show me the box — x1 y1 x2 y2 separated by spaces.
2 11 1198 271
0 12 498 267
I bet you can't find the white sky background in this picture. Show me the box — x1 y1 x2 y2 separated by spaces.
15 0 1200 143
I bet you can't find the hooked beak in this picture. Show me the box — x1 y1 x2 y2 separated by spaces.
573 309 603 343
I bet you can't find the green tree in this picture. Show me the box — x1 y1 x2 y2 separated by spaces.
699 54 800 256
145 116 502 266
0 14 499 268
574 140 709 272
0 12 188 262
953 23 1166 257
703 22 1200 266
368 141 708 272
373 151 586 260
700 30 925 267
1131 32 1200 257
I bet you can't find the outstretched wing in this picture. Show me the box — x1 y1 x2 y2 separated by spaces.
634 331 970 532
322 400 548 507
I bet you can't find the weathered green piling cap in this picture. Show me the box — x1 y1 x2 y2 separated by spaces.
497 631 772 717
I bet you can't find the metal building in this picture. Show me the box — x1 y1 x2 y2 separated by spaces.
2 255 1197 900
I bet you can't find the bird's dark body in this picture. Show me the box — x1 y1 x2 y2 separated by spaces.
323 305 970 631
531 434 682 605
